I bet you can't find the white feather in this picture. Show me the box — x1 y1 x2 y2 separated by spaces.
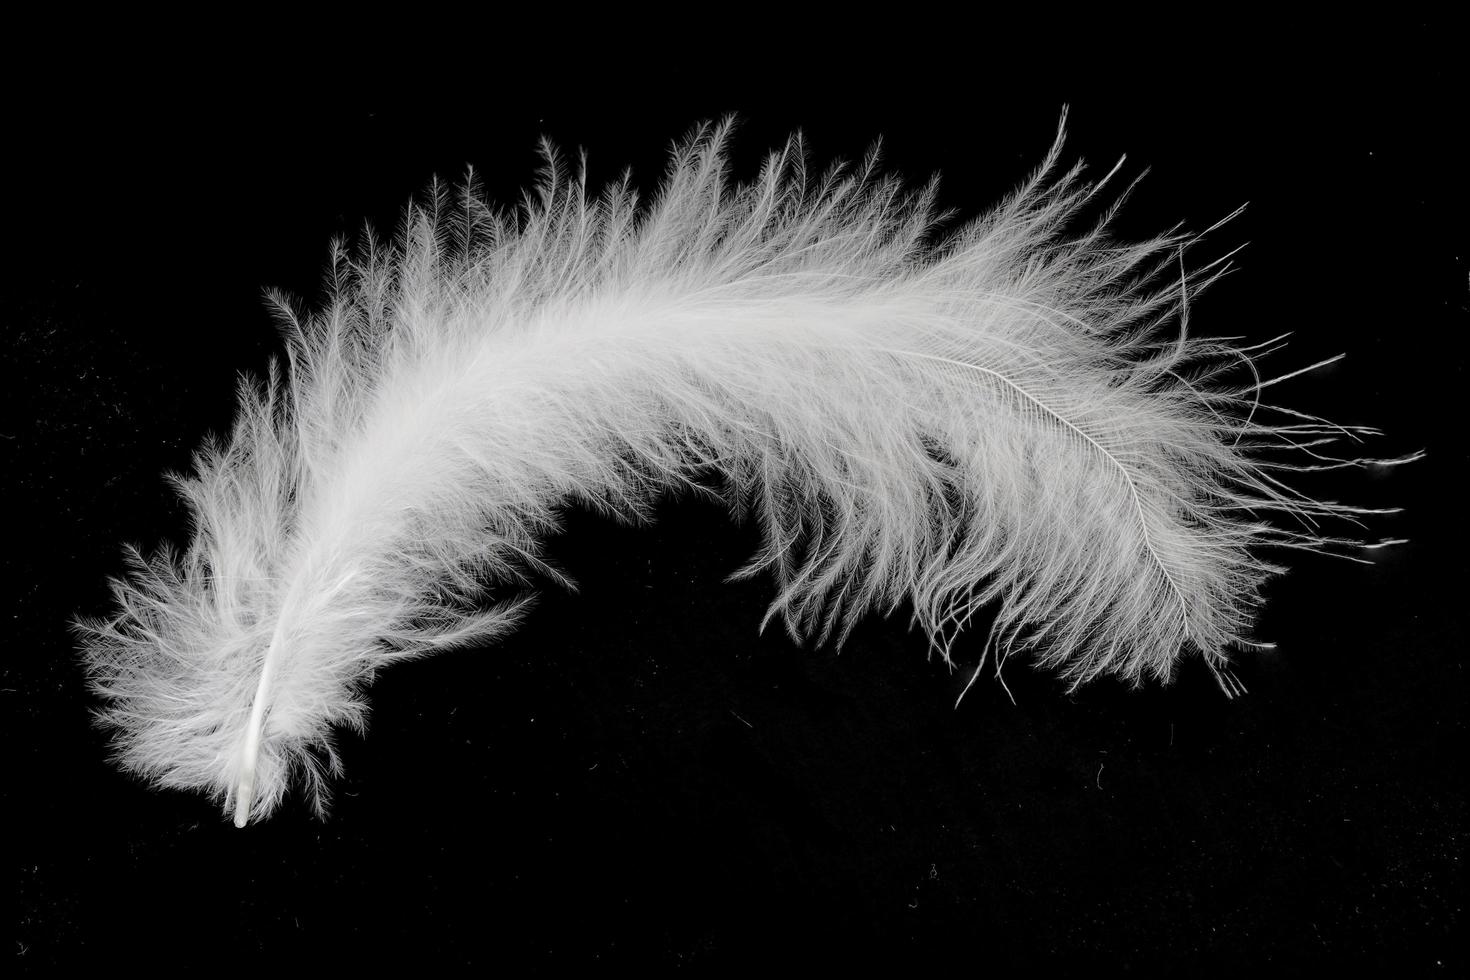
74 116 1412 825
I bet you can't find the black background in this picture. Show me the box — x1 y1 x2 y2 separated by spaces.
8 20 1464 972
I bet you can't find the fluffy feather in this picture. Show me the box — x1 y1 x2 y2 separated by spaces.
75 116 1412 825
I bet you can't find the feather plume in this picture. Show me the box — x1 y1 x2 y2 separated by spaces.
74 116 1413 825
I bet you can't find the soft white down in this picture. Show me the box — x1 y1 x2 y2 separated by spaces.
75 117 1411 825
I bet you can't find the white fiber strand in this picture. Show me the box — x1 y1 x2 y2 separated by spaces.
75 118 1411 825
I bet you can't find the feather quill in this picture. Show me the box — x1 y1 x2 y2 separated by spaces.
75 117 1413 825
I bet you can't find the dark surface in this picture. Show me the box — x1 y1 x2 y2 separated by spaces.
8 23 1464 971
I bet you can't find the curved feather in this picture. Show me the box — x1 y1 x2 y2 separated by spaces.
74 116 1412 824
